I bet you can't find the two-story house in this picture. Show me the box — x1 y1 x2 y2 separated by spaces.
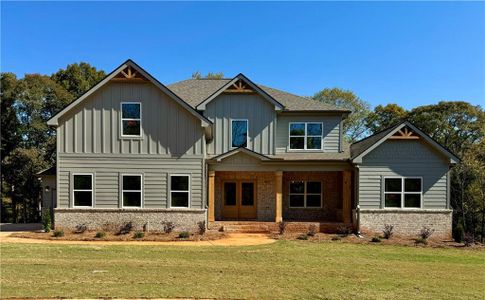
39 59 458 237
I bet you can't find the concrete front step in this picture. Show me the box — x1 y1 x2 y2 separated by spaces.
210 221 354 234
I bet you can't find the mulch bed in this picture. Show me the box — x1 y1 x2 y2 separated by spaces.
11 230 226 242
271 232 485 249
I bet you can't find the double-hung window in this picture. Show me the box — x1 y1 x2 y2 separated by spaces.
231 119 248 148
384 177 422 208
121 102 141 137
122 174 142 207
289 181 322 208
170 175 190 208
289 122 323 150
73 174 93 207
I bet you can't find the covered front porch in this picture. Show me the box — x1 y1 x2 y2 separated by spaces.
207 170 354 232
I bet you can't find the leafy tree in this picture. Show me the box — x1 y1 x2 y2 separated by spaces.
14 74 73 163
51 62 105 98
191 71 225 79
408 101 484 157
366 103 408 134
1 73 21 159
313 88 370 142
2 148 47 223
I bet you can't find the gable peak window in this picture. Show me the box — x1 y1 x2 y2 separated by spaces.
121 102 141 137
231 119 248 148
73 174 93 207
289 122 323 150
384 177 422 208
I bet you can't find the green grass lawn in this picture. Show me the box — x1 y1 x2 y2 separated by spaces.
1 241 484 299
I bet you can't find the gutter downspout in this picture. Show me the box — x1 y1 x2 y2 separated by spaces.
355 164 361 235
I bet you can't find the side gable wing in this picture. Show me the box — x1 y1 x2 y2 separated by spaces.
47 59 212 127
351 121 460 164
195 73 285 111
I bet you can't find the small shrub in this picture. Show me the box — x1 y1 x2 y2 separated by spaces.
118 222 133 235
197 221 206 235
133 231 145 239
278 221 287 235
464 233 474 247
382 224 394 239
308 224 317 237
163 222 175 234
453 223 465 243
52 230 64 237
371 236 381 243
415 237 428 245
178 231 190 239
337 225 352 237
42 210 51 233
297 234 308 240
419 226 434 240
74 223 87 234
95 231 106 238
331 235 341 241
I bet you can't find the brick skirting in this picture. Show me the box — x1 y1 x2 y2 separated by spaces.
358 209 452 239
54 208 206 232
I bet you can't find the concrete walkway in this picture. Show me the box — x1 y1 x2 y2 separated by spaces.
0 231 276 246
0 223 42 231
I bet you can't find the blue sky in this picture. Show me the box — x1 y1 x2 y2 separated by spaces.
1 1 484 109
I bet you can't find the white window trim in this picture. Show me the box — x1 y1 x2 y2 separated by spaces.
289 181 323 208
169 174 191 208
121 174 143 208
288 122 324 151
230 119 249 148
120 102 142 138
383 176 423 209
72 173 94 208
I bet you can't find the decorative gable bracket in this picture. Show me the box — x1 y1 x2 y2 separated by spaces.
388 126 419 140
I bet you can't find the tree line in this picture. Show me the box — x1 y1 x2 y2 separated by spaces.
1 63 483 242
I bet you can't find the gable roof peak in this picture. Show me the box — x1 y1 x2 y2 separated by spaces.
47 59 211 127
350 120 460 164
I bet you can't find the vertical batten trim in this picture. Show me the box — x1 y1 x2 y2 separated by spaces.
82 108 86 153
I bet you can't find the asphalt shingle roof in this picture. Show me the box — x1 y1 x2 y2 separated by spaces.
350 122 403 159
167 79 350 112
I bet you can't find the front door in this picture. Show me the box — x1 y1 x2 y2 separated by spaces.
222 181 257 220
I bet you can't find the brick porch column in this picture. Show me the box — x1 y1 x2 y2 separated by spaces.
208 171 215 222
275 171 283 222
342 170 351 224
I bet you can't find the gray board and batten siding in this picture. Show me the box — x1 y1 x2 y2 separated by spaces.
56 81 206 210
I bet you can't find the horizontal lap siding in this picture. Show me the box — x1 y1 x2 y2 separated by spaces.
275 114 341 153
57 156 204 209
358 140 448 209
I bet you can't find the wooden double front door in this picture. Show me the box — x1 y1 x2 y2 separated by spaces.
222 180 257 220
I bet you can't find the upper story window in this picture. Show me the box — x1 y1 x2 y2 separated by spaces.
121 102 141 137
384 177 422 208
73 174 93 207
231 119 248 148
289 122 323 150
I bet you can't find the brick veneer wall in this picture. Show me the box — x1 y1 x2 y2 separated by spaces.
54 208 205 232
359 209 452 238
283 171 343 222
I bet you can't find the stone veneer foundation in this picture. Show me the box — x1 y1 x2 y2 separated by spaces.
54 208 206 232
358 209 452 238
